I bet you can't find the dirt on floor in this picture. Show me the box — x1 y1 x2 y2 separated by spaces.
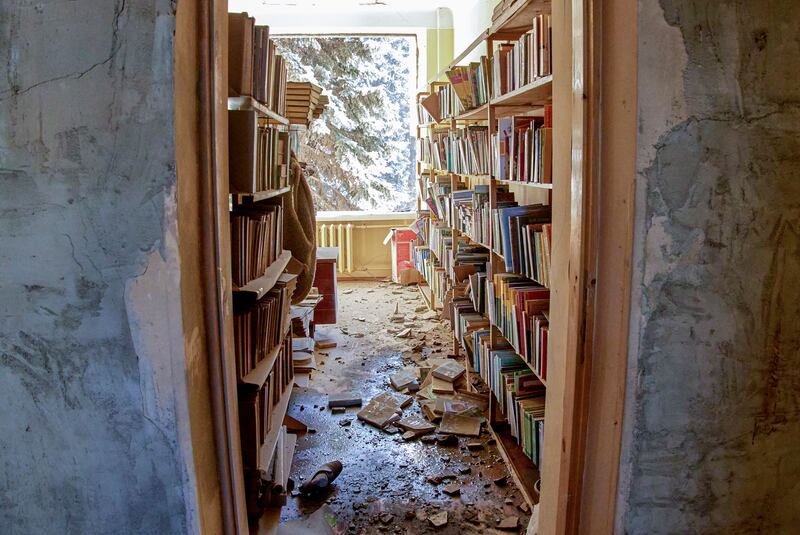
280 280 532 534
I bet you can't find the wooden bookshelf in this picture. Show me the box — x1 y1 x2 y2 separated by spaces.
228 96 290 126
415 0 555 511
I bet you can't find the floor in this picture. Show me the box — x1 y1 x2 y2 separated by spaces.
277 280 533 534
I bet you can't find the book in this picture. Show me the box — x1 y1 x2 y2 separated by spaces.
228 110 289 193
228 13 254 97
230 204 284 287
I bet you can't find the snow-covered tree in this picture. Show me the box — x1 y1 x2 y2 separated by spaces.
275 36 415 211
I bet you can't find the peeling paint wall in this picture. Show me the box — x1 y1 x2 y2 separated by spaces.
0 1 200 533
619 1 800 533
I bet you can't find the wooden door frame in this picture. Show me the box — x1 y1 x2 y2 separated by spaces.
539 0 637 533
197 0 249 532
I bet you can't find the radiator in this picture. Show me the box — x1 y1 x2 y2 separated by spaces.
317 223 354 273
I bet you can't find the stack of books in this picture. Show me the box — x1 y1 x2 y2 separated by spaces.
286 82 328 126
230 205 284 288
437 83 463 120
492 202 551 279
239 330 294 469
474 331 546 465
228 12 287 114
487 273 549 381
417 93 437 124
233 273 296 381
491 14 552 98
491 106 553 184
452 297 490 350
419 126 490 175
445 59 492 112
228 110 289 193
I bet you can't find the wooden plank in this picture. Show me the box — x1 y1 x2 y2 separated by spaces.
231 185 291 203
228 96 289 126
577 0 637 531
491 76 553 108
232 250 292 305
454 103 490 122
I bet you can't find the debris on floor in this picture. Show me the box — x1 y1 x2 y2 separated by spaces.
280 281 532 534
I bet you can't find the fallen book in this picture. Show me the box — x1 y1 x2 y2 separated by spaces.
432 360 466 382
328 393 363 408
438 412 482 437
390 369 418 391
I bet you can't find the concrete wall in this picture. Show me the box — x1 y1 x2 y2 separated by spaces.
0 1 204 533
619 1 800 533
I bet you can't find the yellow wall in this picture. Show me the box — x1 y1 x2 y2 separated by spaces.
316 214 415 279
426 27 454 82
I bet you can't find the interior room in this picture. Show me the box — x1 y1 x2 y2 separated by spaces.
2 1 799 534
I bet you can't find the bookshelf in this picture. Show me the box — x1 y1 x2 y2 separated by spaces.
226 11 300 525
413 0 554 509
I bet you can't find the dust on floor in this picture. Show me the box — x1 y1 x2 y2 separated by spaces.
280 280 532 534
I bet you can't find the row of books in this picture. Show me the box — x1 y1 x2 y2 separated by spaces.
473 330 546 466
436 83 463 120
419 126 491 176
233 273 295 381
229 110 289 193
231 205 284 288
492 108 553 184
492 15 552 98
228 12 288 114
239 333 294 469
445 58 492 112
452 296 490 350
487 273 549 381
424 174 458 221
417 93 436 124
412 244 450 307
493 203 552 285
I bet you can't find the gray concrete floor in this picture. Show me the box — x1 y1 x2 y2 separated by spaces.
280 280 531 534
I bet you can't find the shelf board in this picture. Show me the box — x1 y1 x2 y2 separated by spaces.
489 420 541 508
232 250 292 306
231 186 291 203
417 281 435 311
455 103 490 121
228 96 290 126
258 385 294 471
490 0 552 39
496 178 553 189
492 76 553 109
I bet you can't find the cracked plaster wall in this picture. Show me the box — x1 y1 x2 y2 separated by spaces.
619 1 800 534
0 1 200 533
